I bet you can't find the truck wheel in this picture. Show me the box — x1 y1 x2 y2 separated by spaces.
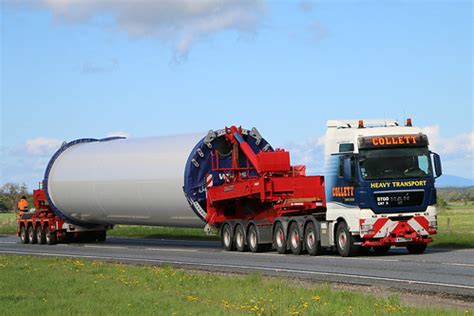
20 226 29 244
373 245 391 255
304 222 322 256
406 243 427 254
36 226 46 244
234 225 246 252
273 222 287 254
97 231 106 242
289 222 303 255
247 225 261 253
28 226 38 244
221 224 234 251
45 227 57 245
336 222 359 257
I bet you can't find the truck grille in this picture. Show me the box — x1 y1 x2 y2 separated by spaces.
374 191 424 208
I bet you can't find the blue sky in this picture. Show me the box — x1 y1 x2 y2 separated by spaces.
1 0 472 188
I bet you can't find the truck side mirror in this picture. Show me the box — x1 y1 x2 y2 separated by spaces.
432 152 442 178
343 157 352 181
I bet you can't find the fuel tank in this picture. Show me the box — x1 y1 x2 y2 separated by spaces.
44 128 272 227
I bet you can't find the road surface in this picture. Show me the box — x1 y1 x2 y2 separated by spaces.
0 235 472 298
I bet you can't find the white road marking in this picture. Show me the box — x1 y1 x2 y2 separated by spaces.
245 251 399 262
83 245 127 250
0 241 17 244
340 257 399 262
442 262 474 268
0 249 473 291
146 248 198 253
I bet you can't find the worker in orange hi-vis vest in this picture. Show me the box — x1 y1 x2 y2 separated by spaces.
17 195 29 217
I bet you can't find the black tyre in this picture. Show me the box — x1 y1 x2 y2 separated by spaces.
234 225 246 252
247 225 262 253
273 222 287 254
289 222 303 255
304 222 322 256
406 243 427 254
336 222 359 257
28 226 37 244
20 225 29 244
373 245 391 255
45 227 57 245
36 226 46 244
97 231 106 242
221 223 234 251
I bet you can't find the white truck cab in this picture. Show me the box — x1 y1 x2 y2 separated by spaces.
323 119 441 256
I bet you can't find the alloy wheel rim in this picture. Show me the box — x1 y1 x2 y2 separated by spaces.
276 229 284 248
250 231 257 249
291 230 299 249
236 231 243 248
223 228 231 247
339 231 347 250
307 231 315 249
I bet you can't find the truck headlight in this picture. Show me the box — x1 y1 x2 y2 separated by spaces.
360 224 374 234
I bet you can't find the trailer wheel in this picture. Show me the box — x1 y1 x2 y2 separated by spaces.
304 222 322 256
28 226 38 244
247 225 261 253
273 222 287 254
406 243 427 254
289 222 303 255
221 224 234 251
20 225 29 244
45 227 57 245
336 222 359 257
36 226 46 244
234 225 246 252
373 245 391 255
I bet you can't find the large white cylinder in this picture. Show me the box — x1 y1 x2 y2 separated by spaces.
46 134 205 227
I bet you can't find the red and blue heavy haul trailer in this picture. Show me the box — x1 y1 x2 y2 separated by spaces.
18 120 441 256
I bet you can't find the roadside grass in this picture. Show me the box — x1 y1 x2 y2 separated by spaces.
108 224 218 241
2 203 472 248
0 255 468 315
433 203 474 248
0 212 16 235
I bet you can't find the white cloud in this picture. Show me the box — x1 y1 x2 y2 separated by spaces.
106 131 130 138
28 0 266 59
286 135 325 175
24 137 63 155
421 125 474 158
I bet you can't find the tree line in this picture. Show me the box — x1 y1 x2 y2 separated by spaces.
0 183 31 213
437 187 474 203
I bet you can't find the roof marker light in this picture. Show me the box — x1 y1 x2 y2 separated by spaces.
358 120 364 128
406 118 412 127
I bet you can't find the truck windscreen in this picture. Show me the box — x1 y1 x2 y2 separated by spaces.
358 147 433 180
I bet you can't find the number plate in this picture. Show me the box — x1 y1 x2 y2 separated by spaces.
395 237 412 243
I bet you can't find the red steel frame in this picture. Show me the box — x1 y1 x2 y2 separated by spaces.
205 126 326 226
17 188 67 242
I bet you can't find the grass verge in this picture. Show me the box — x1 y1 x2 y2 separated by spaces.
432 203 474 248
108 224 218 241
0 255 470 315
0 213 16 235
